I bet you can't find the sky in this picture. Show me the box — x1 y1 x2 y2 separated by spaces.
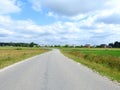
0 0 120 45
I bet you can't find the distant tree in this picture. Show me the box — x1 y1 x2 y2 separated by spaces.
108 43 114 48
54 45 61 47
9 42 14 46
114 41 120 48
0 42 38 47
29 42 34 47
64 44 69 47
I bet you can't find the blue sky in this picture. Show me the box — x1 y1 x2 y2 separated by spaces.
0 0 120 45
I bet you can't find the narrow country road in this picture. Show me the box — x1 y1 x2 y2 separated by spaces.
0 49 120 90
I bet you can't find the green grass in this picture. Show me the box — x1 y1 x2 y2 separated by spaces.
0 47 50 69
61 48 120 83
61 48 120 57
75 49 120 57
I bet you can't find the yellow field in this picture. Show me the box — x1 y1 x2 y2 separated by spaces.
0 47 49 69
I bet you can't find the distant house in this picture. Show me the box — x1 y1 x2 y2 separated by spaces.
100 44 107 48
85 44 91 48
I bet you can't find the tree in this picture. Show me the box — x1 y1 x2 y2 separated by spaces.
114 41 120 48
29 42 34 47
108 43 114 48
64 44 69 47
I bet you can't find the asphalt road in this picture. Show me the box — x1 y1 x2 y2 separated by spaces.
0 49 120 90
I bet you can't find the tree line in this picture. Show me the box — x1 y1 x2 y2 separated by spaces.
0 41 119 48
0 42 38 47
51 41 120 48
52 41 120 48
108 41 120 48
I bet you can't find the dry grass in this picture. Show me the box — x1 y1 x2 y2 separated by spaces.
0 47 49 69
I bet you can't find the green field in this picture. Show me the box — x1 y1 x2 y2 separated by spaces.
0 47 50 69
61 48 120 82
62 48 120 57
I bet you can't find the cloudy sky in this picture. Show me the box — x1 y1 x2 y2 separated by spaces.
0 0 120 45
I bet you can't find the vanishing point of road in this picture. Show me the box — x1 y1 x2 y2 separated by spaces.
0 49 120 90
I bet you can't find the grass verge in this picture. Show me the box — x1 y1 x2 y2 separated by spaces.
61 48 120 83
0 47 50 69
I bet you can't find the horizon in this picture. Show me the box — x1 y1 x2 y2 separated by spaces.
0 41 120 47
0 0 120 45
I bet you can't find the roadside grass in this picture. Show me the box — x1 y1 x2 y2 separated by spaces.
0 47 50 69
61 48 120 83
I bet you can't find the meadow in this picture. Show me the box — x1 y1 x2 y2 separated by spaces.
61 48 120 82
0 47 49 69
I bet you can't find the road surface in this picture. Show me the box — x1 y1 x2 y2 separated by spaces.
0 49 120 90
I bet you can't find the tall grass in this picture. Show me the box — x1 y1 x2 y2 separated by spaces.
66 51 120 71
0 47 49 69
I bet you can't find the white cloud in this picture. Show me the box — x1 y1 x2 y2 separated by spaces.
0 0 21 14
0 13 120 45
107 0 120 13
29 0 42 12
0 28 14 35
0 15 13 26
28 0 120 25
28 0 109 16
96 13 120 24
47 12 59 19
1 9 120 44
